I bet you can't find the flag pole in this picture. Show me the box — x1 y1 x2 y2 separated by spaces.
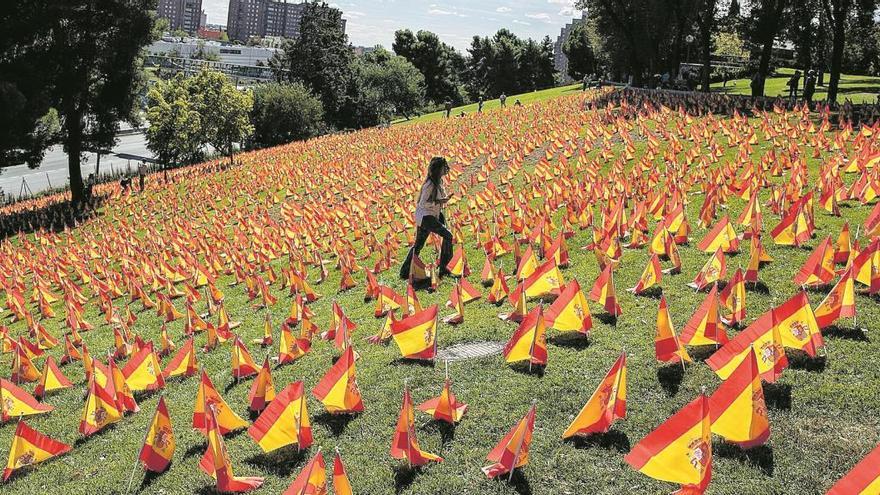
508 400 535 482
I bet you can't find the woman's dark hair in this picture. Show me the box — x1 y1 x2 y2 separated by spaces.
426 157 448 201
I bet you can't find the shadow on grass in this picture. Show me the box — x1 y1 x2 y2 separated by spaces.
746 281 770 295
394 465 421 493
687 346 717 362
763 383 792 410
634 286 663 299
787 351 826 373
184 441 207 459
423 420 456 445
244 447 309 476
136 464 171 493
594 313 619 326
657 364 685 397
824 324 869 342
549 333 591 350
715 442 774 476
390 358 436 368
509 362 546 377
568 430 631 453
314 411 358 437
492 469 532 495
73 424 117 447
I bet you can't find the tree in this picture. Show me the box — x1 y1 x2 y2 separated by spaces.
361 48 426 120
466 36 496 99
696 0 718 92
0 0 156 202
819 0 876 101
392 29 465 105
249 82 325 148
187 70 253 157
271 1 353 127
563 21 598 80
145 74 203 168
749 0 789 96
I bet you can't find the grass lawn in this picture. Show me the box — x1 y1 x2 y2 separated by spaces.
1 87 879 495
712 67 880 104
394 84 583 125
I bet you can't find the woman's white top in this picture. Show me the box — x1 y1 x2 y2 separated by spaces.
414 180 446 226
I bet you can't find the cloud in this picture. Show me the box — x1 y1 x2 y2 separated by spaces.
525 12 552 20
427 7 467 17
512 19 531 25
496 6 512 13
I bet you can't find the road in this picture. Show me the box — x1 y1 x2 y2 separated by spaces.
0 132 155 199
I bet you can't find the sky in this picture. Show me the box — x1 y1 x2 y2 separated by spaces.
201 0 583 51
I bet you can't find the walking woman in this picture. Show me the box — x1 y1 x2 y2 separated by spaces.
399 156 454 280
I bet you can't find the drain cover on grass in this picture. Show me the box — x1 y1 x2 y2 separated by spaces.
436 341 505 362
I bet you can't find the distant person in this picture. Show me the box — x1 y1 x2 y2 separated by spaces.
399 157 454 280
500 93 507 108
582 75 589 91
138 170 145 192
514 99 522 107
478 97 484 113
804 70 817 105
787 70 801 99
444 99 453 118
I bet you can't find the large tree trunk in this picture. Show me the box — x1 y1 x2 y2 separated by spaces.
826 10 845 103
66 102 86 204
755 40 774 97
700 0 716 92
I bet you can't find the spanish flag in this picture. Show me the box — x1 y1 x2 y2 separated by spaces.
199 404 263 493
562 351 626 439
773 291 824 357
193 370 249 435
278 322 311 365
333 450 354 495
482 402 536 479
815 266 856 329
446 246 471 277
390 385 442 466
34 356 72 399
80 376 122 436
418 378 468 424
655 296 692 364
853 238 880 294
248 381 313 453
629 253 662 295
793 236 836 287
499 282 528 322
0 378 53 422
516 245 539 280
679 285 728 346
708 348 770 448
625 394 712 494
719 268 746 325
503 306 548 367
312 346 364 414
706 311 788 383
247 358 276 413
391 305 438 360
544 279 592 335
487 267 510 304
231 337 260 379
283 450 327 494
3 421 71 481
109 357 139 415
827 441 880 494
589 265 622 317
10 342 40 383
162 338 198 379
138 396 175 472
375 285 404 318
690 247 726 291
122 342 166 391
696 215 739 253
522 259 564 299
443 284 465 325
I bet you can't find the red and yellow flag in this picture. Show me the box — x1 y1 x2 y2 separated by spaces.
333 450 353 495
815 266 856 329
33 356 72 399
719 268 746 325
193 370 249 435
199 404 263 493
122 342 166 392
79 377 122 436
773 291 824 357
312 346 364 414
418 378 468 424
283 450 327 495
706 311 788 383
655 297 692 364
248 381 313 453
231 337 260 379
162 338 198 379
248 357 276 413
589 265 622 317
391 305 438 360
691 247 726 291
562 351 626 439
139 396 175 473
503 306 548 367
630 253 663 294
544 279 592 335
680 285 728 346
3 421 71 481
708 348 770 448
827 441 880 494
390 385 442 466
625 394 712 494
482 403 536 479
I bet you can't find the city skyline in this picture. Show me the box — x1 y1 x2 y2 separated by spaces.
201 0 582 50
